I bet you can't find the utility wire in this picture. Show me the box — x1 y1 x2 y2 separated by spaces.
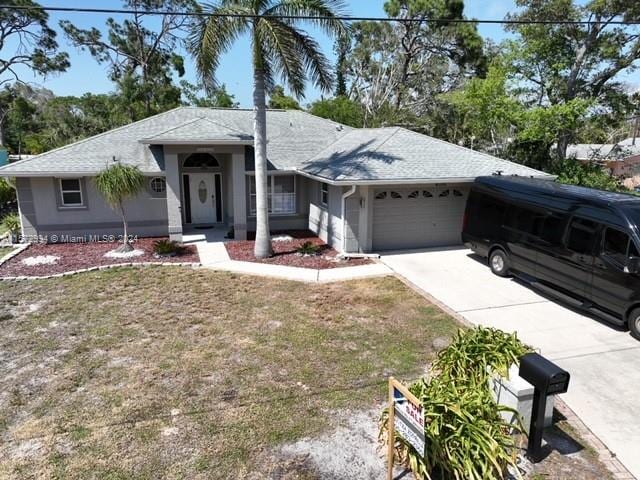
1 4 640 25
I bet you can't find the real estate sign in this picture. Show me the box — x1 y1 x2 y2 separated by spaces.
387 377 426 480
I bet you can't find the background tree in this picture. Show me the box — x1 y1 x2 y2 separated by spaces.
0 0 69 87
345 0 484 129
505 0 640 159
309 96 364 127
180 80 238 108
61 0 196 121
0 1 68 145
95 163 146 253
189 0 346 259
268 85 301 110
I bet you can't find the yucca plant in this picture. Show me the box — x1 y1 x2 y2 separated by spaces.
380 327 533 480
1 212 20 242
95 163 146 253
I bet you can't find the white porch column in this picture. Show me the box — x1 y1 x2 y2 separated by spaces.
165 151 183 242
231 149 247 240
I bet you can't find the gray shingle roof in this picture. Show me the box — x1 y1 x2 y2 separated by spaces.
0 107 351 175
140 117 253 143
0 107 549 182
300 127 550 182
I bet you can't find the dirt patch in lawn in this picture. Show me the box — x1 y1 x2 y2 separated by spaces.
0 269 457 478
226 230 371 269
0 238 199 277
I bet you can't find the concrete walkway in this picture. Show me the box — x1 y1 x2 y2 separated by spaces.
381 247 639 479
183 228 392 283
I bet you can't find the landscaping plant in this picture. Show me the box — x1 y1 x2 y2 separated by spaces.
381 327 533 480
296 241 320 256
153 239 184 257
95 163 145 253
1 212 20 242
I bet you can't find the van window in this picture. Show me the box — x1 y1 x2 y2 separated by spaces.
603 228 629 264
477 195 505 226
566 218 598 254
602 228 639 263
539 213 567 245
504 206 544 235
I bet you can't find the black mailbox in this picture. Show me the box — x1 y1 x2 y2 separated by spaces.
519 353 571 462
519 352 570 394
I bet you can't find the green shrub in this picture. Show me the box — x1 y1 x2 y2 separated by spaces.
296 241 320 255
1 212 20 238
0 178 16 204
153 239 185 256
381 327 533 480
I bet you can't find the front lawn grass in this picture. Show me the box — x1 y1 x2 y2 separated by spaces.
0 267 459 479
0 246 14 259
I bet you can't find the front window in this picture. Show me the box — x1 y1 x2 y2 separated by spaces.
149 177 166 194
59 178 83 206
249 175 296 215
321 182 329 206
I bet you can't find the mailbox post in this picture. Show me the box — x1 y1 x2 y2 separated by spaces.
519 353 570 462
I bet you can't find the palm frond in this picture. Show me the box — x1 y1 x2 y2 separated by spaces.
264 0 348 38
256 18 307 96
187 3 250 91
265 18 334 95
95 163 146 208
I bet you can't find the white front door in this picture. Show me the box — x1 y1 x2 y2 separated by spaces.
189 173 217 224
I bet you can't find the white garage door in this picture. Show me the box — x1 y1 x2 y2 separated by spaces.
372 186 468 251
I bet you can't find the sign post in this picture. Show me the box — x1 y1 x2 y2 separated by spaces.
387 377 425 480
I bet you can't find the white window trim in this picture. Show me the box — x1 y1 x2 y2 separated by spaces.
249 174 297 216
149 176 167 196
320 182 329 207
59 178 84 208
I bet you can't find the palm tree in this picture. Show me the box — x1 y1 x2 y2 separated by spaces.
189 0 347 259
95 163 146 253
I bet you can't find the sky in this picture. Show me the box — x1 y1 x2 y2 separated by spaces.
5 0 639 107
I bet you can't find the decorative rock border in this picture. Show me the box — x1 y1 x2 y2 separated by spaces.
0 260 202 281
0 243 30 267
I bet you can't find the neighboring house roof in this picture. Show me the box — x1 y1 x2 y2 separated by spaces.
567 140 640 161
0 106 550 183
299 127 547 182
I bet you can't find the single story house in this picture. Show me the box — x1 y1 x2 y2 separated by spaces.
0 107 550 252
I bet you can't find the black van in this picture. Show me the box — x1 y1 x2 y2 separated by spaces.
462 175 640 339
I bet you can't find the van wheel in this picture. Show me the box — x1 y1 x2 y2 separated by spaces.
628 308 640 340
489 249 510 277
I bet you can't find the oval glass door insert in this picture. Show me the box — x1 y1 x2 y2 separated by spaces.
198 180 207 204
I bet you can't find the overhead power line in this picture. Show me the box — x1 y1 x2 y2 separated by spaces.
1 4 640 26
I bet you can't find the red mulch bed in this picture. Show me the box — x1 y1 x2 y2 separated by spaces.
0 237 199 278
226 230 372 269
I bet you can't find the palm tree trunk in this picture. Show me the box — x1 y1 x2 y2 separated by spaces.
118 201 133 253
253 67 272 259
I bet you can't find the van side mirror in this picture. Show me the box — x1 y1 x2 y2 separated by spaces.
625 256 640 274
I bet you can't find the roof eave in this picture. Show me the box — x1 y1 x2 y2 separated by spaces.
293 169 554 186
0 170 164 177
139 139 254 145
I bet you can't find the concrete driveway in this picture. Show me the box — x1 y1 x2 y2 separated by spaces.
381 247 640 478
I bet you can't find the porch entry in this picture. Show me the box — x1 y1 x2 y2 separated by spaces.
183 172 223 225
